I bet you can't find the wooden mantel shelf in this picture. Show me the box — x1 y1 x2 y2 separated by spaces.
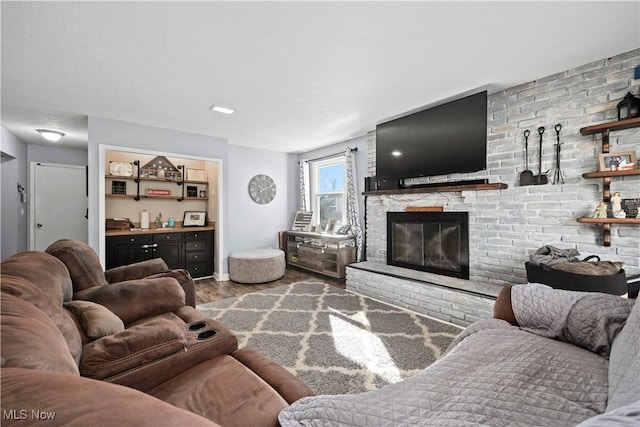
363 182 507 196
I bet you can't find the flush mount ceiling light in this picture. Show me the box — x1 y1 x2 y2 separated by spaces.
208 104 234 115
37 129 65 142
391 150 403 156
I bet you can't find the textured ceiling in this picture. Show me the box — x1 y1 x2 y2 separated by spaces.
2 2 639 153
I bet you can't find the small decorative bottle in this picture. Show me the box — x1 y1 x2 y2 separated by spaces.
167 215 175 228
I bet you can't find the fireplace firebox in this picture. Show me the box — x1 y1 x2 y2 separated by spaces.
387 212 469 279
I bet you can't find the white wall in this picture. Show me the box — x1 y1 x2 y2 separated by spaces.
227 145 298 254
27 144 87 166
1 127 28 260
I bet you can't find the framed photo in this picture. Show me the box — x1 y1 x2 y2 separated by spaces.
183 211 207 227
186 185 198 197
598 151 637 172
109 161 133 177
325 219 336 233
111 180 126 194
164 170 182 181
187 168 205 181
336 224 351 235
622 198 640 218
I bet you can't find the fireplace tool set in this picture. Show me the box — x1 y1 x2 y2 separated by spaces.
520 124 563 186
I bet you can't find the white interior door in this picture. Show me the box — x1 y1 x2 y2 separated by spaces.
31 163 88 251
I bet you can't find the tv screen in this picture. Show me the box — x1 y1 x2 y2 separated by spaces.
376 91 487 182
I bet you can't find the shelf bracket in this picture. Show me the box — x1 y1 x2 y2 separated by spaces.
601 129 609 153
602 223 611 247
133 160 140 201
177 165 184 202
602 176 611 202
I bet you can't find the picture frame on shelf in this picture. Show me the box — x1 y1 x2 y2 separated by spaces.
109 161 133 177
598 151 637 172
335 224 351 235
111 180 127 195
187 168 205 181
622 198 640 218
164 170 182 181
325 219 336 233
186 185 198 197
183 211 207 227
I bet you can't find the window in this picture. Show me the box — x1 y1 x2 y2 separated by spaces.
311 157 346 231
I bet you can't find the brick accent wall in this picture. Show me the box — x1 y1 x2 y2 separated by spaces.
365 49 640 285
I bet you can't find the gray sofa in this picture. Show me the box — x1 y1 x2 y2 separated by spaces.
279 283 639 426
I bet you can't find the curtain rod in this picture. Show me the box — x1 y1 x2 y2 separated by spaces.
304 147 357 163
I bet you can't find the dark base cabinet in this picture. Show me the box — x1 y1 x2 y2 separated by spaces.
106 230 214 278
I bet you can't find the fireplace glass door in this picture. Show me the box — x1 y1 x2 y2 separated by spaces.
387 212 469 279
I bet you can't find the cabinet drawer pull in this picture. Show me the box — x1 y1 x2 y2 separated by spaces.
141 243 159 249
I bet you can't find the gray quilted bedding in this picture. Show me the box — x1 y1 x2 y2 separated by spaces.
279 285 636 427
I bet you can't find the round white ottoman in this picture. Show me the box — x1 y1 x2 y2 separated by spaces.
229 248 285 284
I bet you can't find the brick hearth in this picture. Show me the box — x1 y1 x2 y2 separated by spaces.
346 261 502 327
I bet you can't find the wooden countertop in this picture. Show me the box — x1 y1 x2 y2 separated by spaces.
106 222 215 237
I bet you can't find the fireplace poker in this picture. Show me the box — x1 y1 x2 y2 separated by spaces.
552 124 564 185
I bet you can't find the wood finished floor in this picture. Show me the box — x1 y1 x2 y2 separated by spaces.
194 267 345 305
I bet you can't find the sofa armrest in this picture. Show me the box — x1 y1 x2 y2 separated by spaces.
80 318 187 380
144 269 196 308
493 284 518 326
73 277 185 325
232 348 315 404
1 368 220 427
103 317 239 392
105 258 169 283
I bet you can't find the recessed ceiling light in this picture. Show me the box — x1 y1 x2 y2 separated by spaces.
208 104 234 115
37 129 65 142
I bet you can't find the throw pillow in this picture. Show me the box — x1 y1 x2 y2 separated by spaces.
64 300 125 339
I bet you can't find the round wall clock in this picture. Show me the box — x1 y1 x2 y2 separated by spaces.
248 174 276 204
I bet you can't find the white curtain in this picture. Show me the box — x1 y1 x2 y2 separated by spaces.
344 148 364 262
298 160 310 211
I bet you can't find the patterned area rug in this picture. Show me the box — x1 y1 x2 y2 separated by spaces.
197 280 462 395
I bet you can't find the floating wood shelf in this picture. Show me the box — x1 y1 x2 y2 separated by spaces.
106 194 208 201
363 182 507 196
577 217 640 225
582 169 640 179
105 175 208 185
577 217 640 247
580 117 640 136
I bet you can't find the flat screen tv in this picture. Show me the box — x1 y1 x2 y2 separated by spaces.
376 91 487 183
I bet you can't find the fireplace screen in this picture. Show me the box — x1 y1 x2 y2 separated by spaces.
387 212 469 279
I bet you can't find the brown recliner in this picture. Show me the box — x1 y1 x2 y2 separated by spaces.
45 238 196 307
1 250 314 427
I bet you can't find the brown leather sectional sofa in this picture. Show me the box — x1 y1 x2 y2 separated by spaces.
1 239 314 426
